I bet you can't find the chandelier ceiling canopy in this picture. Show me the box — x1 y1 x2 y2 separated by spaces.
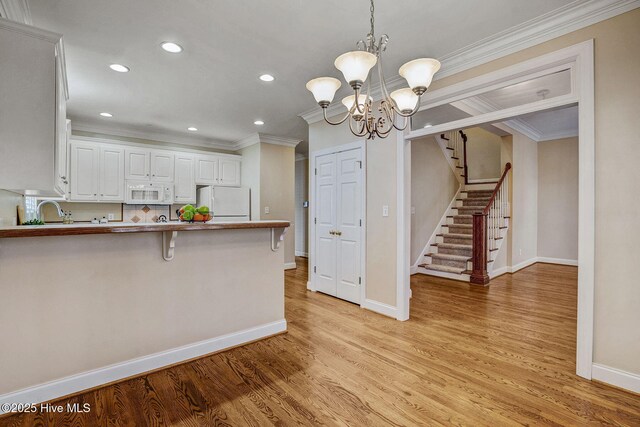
306 0 441 139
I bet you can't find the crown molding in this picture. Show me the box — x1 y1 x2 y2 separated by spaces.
0 0 31 25
295 153 308 161
234 133 302 151
299 0 640 124
0 15 60 43
537 128 579 142
71 121 236 151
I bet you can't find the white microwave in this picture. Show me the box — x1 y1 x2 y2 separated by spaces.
125 181 174 205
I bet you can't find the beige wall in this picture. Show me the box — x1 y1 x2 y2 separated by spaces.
308 109 399 307
239 143 261 221
0 229 285 395
464 127 502 181
411 136 459 265
538 137 579 260
259 143 296 266
428 9 640 374
0 190 22 226
511 130 538 266
295 159 309 256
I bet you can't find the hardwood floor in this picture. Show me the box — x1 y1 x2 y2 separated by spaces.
2 259 639 426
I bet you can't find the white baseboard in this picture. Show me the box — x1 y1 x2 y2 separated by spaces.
361 298 398 319
592 363 640 394
511 258 539 273
491 266 510 278
284 262 297 270
306 281 315 291
537 257 578 266
410 265 419 275
294 251 308 257
467 178 499 183
0 320 287 412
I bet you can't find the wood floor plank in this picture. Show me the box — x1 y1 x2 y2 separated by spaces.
1 259 639 426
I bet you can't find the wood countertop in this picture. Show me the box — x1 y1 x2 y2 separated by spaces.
0 221 290 239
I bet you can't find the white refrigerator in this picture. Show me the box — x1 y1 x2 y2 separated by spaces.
197 186 250 222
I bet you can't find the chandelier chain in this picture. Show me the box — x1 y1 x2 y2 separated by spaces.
369 0 375 39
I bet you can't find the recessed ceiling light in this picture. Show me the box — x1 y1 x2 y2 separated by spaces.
109 64 130 73
161 42 183 53
187 127 198 131
259 74 275 82
254 120 264 125
100 112 113 118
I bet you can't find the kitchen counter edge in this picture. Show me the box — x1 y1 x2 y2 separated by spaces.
0 221 291 239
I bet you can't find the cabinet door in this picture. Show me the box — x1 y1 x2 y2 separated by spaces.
125 148 150 180
174 155 196 203
218 158 241 187
195 155 218 185
99 146 125 201
150 151 174 182
69 143 99 201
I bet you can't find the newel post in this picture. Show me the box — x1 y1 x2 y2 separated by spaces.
470 212 490 285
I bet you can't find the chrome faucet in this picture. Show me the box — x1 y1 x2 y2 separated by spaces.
36 200 64 222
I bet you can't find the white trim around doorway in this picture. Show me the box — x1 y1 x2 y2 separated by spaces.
402 40 595 380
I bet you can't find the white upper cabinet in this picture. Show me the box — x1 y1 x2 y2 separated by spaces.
218 158 241 187
174 155 196 203
195 155 219 185
99 146 125 201
70 142 99 201
0 20 68 196
125 148 150 180
150 151 175 182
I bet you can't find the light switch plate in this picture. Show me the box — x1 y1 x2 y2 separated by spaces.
382 205 389 217
108 213 115 221
264 206 270 214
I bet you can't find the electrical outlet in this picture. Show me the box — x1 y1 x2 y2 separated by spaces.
382 205 389 217
108 213 115 221
264 206 270 214
411 206 416 215
519 249 523 256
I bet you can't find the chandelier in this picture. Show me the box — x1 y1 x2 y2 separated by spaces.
306 0 441 139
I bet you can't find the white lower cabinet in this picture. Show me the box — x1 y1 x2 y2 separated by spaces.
99 146 125 201
174 155 196 203
69 142 99 201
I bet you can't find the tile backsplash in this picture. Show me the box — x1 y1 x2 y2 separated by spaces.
123 204 172 223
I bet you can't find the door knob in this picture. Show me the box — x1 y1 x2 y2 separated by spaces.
335 231 342 236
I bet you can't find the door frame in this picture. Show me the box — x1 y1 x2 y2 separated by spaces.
403 40 595 379
308 140 367 306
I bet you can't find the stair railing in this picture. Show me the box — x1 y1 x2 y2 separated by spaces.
441 130 468 181
470 162 512 285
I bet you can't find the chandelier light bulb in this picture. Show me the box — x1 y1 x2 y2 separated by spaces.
390 88 419 113
341 94 371 118
399 58 441 95
306 77 342 106
334 51 377 88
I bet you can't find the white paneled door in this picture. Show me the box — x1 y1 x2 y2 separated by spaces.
314 147 363 304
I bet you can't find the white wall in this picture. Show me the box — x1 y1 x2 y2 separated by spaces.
295 158 309 256
537 137 579 261
411 136 459 265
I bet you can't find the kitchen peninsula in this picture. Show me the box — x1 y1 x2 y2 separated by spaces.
0 221 289 406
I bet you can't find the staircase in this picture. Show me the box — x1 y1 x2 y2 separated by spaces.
414 129 512 283
418 187 495 277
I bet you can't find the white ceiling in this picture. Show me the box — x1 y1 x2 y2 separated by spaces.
28 0 575 149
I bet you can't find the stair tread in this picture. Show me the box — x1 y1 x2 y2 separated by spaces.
420 264 466 274
447 214 473 218
427 253 470 261
441 233 472 239
435 243 472 249
445 224 472 228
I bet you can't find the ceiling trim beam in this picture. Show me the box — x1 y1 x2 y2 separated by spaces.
299 0 640 124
